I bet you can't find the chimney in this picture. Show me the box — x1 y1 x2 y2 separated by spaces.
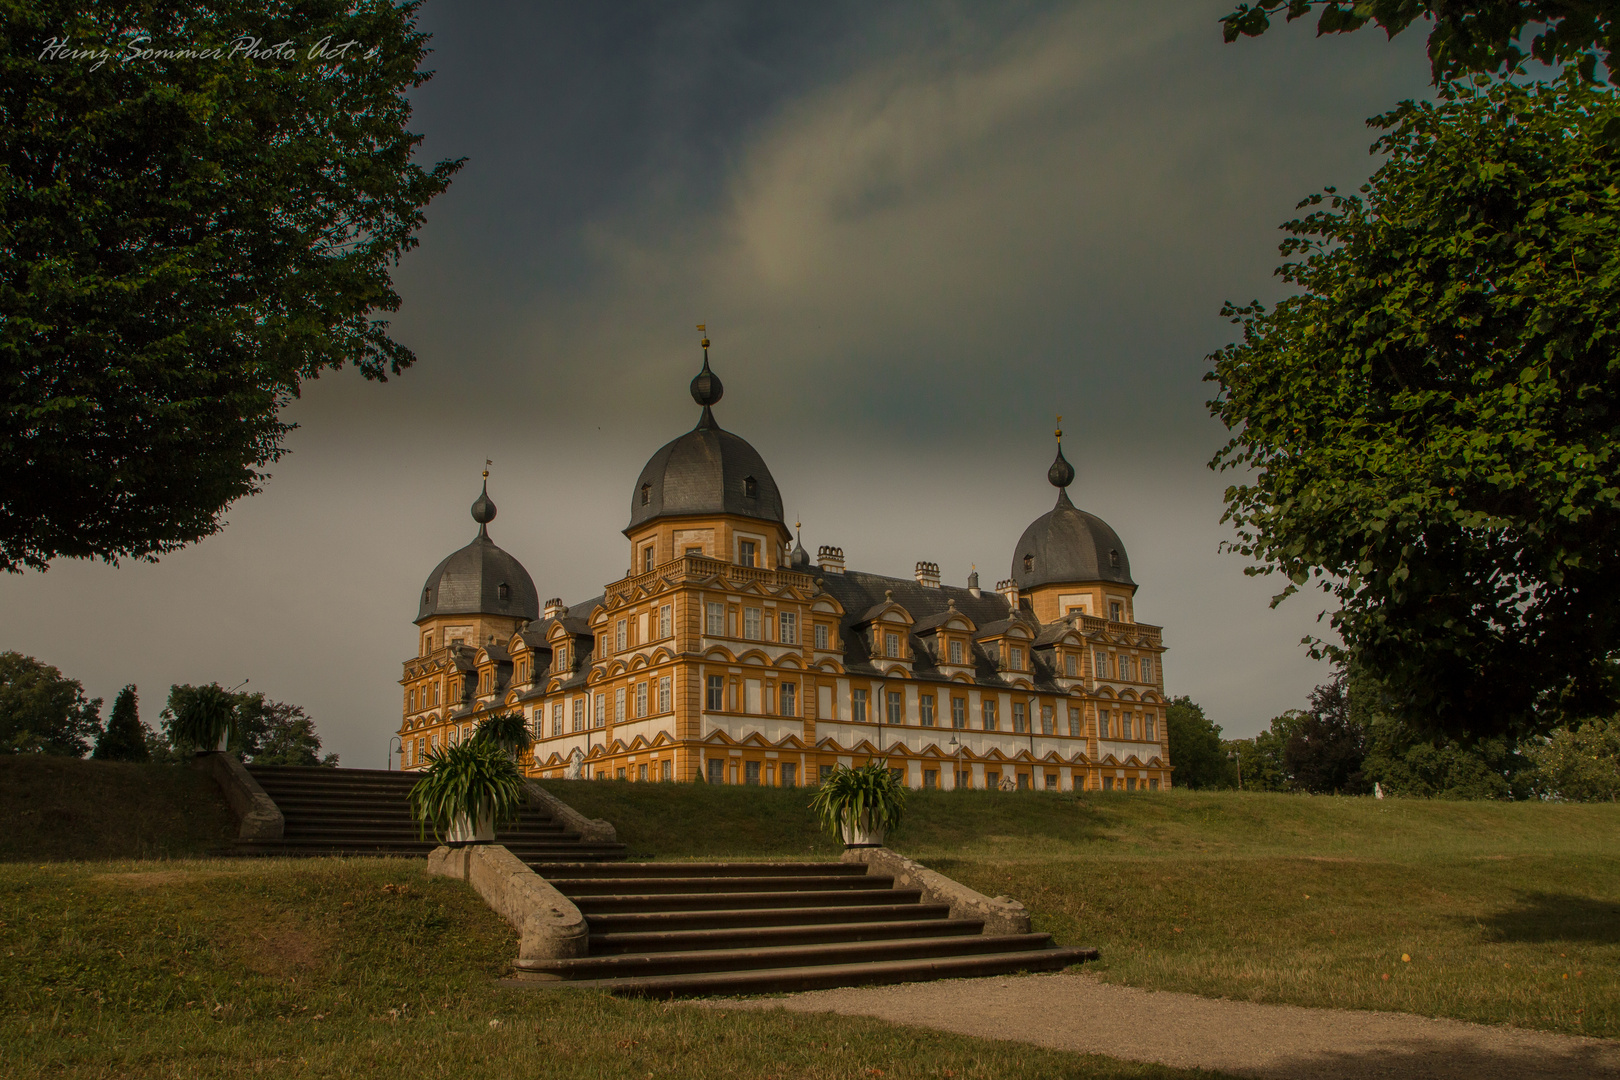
817 545 845 574
544 597 566 620
967 568 981 598
914 560 940 588
996 578 1019 607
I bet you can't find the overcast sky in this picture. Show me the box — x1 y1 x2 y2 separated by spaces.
0 2 1432 766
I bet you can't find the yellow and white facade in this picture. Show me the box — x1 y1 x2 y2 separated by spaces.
397 349 1173 791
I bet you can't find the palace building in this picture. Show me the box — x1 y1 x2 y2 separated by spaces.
397 346 1173 791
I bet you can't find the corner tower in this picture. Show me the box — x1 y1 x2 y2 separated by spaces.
415 476 540 655
624 335 790 575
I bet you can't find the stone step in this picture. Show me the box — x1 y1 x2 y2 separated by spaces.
516 933 1059 980
506 946 1098 997
551 874 891 896
583 902 951 934
533 861 859 879
279 823 578 841
588 916 978 956
231 837 627 859
571 887 921 915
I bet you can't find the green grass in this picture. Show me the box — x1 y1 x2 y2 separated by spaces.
540 780 1620 1038
0 757 236 861
0 858 1224 1079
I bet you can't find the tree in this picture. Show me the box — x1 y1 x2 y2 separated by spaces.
92 684 149 761
1165 696 1235 789
1207 73 1620 743
0 651 102 755
1222 1 1620 83
1526 717 1620 799
234 692 337 766
0 1 461 572
1283 673 1371 794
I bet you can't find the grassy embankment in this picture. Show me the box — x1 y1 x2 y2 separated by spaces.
543 779 1620 1038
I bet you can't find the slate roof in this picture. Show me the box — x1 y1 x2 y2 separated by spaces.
626 418 784 532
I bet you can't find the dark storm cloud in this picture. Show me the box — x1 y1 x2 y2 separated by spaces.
0 2 1432 763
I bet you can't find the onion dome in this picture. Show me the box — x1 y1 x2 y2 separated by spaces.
789 524 810 569
1011 440 1134 589
627 347 785 532
418 479 540 623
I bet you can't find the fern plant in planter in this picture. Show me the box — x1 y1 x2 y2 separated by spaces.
409 738 527 845
809 760 906 847
472 710 533 758
166 683 238 753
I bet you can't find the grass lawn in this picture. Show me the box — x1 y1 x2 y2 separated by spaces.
541 780 1620 1039
0 857 1223 1080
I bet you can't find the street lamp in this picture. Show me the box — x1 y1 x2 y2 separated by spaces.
1228 747 1243 791
388 735 402 771
948 734 962 790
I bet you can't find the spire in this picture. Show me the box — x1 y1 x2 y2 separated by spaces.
789 519 810 569
470 461 497 538
1047 415 1075 494
690 325 723 430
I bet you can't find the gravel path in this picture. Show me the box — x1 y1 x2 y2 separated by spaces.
713 973 1619 1080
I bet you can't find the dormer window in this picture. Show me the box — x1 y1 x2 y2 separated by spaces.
1009 645 1023 671
738 539 757 567
948 639 963 664
640 482 651 506
1110 601 1123 621
743 476 758 499
423 588 432 606
497 582 510 601
1109 549 1120 569
1022 554 1033 573
884 631 901 658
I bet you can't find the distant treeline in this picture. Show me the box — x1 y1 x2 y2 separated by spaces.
1167 668 1618 801
0 651 335 766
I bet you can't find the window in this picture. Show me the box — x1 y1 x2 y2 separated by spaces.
779 682 797 716
659 604 672 638
886 691 903 724
852 688 869 723
1098 709 1110 738
662 760 673 781
815 624 829 650
573 698 585 733
1102 776 1114 791
498 582 510 601
1121 657 1134 682
1145 712 1157 740
614 687 626 723
884 631 901 658
743 476 758 499
778 612 798 644
1013 701 1027 733
635 682 647 718
1009 646 1023 671
1141 656 1154 682
745 760 761 785
1068 706 1081 737
1126 777 1137 791
1023 554 1033 573
1046 771 1058 790
987 769 1001 789
820 764 834 783
552 702 563 737
1110 600 1123 621
889 768 904 785
1017 772 1030 790
706 675 725 712
744 607 762 640
708 758 725 784
686 546 703 557
658 677 671 713
982 699 998 731
1096 651 1110 679
643 544 655 573
594 693 606 727
923 769 938 789
920 694 935 727
739 539 757 567
1065 653 1078 677
432 684 440 706
639 482 651 506
616 619 628 651
556 645 568 672
948 639 963 664
781 762 797 786
951 697 966 728
1041 704 1055 735
1150 778 1160 791
638 763 647 781
705 601 725 636
408 689 417 712
1110 549 1121 569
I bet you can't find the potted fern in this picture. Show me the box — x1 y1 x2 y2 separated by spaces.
472 710 533 759
409 738 527 845
165 683 238 754
809 760 906 847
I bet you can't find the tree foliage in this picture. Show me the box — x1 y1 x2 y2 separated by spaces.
1525 717 1620 799
161 685 334 764
1283 673 1372 793
92 684 149 761
0 651 102 755
0 1 461 572
1165 696 1234 789
1222 1 1620 83
1208 74 1620 742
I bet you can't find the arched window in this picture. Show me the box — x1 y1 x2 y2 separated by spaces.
422 587 432 605
743 476 758 499
498 582 510 601
640 482 651 506
1109 549 1120 569
1022 554 1034 573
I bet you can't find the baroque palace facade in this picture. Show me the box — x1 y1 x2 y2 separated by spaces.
397 347 1173 791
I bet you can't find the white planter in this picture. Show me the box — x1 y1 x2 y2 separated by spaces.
840 813 886 848
215 728 231 753
446 811 495 845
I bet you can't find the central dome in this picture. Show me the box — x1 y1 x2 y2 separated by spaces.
626 353 784 532
1011 444 1134 589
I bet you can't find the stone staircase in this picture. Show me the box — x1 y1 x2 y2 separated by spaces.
508 860 1095 996
233 766 626 862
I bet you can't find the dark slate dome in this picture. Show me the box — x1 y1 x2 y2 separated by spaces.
1011 444 1134 589
417 482 540 623
626 353 785 532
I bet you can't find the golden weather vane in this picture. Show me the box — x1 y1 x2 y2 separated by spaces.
1055 415 1063 441
697 323 710 348
483 458 492 479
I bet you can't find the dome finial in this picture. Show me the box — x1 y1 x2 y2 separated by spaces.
1048 417 1075 490
789 519 810 569
471 461 497 537
691 325 723 429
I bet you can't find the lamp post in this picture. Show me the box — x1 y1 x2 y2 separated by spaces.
387 735 402 771
1228 747 1243 791
948 734 961 791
